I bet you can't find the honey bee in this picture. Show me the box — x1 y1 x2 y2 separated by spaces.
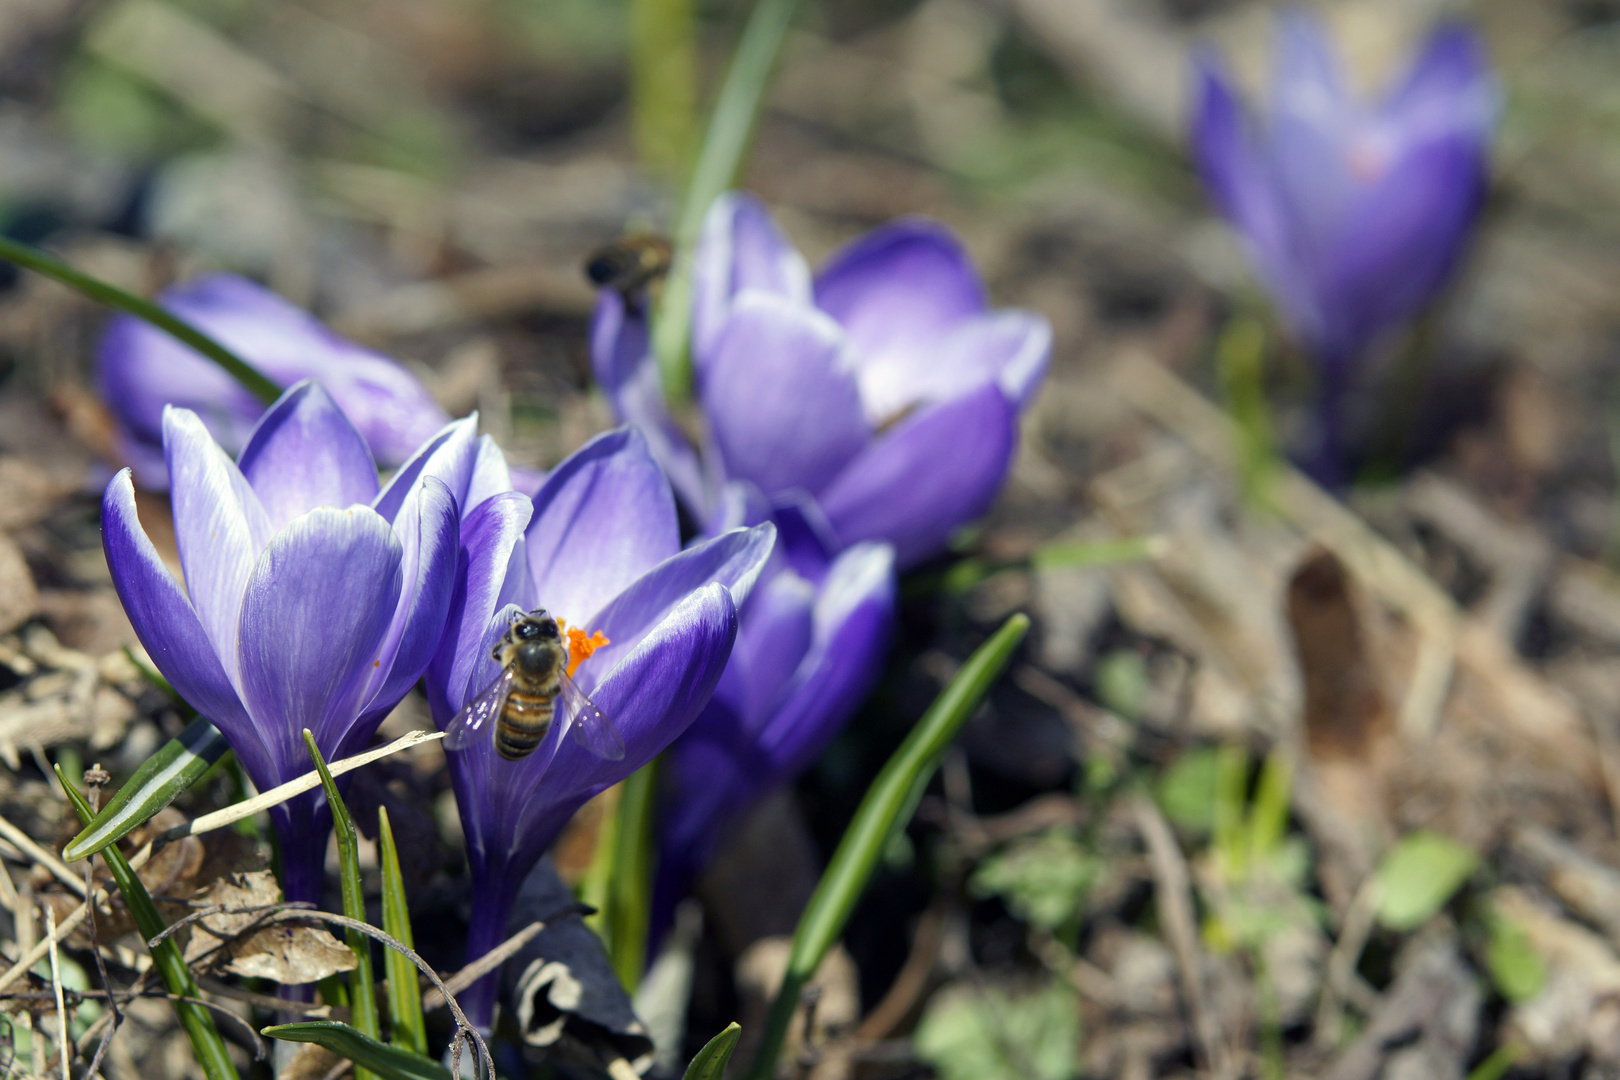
583 234 673 308
444 610 625 763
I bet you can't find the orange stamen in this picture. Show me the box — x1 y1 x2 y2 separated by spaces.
564 625 610 678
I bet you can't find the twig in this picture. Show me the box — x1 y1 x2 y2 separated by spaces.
0 843 154 996
1132 793 1233 1080
196 976 332 1020
167 994 265 1059
0 812 87 897
154 908 495 1078
156 729 444 845
82 765 122 1080
1314 876 1381 1047
853 899 950 1041
45 907 68 1080
422 908 590 1010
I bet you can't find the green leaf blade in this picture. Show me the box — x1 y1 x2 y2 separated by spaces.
262 1022 450 1080
378 806 428 1056
652 0 801 398
0 235 280 405
683 1022 742 1080
64 718 231 861
303 731 382 1080
59 767 241 1080
746 612 1030 1080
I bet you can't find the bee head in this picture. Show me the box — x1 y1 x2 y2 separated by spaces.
511 610 560 643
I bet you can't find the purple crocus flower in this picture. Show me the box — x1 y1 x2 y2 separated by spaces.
423 426 774 1027
652 489 894 935
592 192 1051 570
1192 13 1494 480
98 273 449 488
101 380 459 908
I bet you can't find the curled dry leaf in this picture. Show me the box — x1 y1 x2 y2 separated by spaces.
185 870 356 983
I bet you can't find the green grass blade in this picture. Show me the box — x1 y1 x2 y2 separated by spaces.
745 613 1030 1080
59 767 242 1080
262 1022 450 1080
684 1022 742 1080
652 0 801 398
0 235 280 405
630 0 697 179
607 757 659 991
64 718 231 861
377 806 427 1056
303 731 381 1080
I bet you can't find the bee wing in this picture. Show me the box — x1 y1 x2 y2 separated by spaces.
444 668 515 752
557 668 625 761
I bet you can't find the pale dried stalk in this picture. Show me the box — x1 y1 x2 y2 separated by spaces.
157 729 444 845
0 812 87 897
421 919 549 1010
0 844 153 996
45 906 68 1080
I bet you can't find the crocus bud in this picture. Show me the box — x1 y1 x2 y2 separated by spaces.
1192 13 1494 478
98 273 448 487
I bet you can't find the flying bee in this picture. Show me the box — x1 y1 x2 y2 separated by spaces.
583 234 673 310
444 609 625 763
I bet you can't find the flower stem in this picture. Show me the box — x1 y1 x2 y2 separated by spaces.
653 0 802 400
0 234 281 405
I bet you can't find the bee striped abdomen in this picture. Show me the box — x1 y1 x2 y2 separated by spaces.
496 681 560 760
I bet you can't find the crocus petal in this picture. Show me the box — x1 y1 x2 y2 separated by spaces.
237 380 380 531
427 491 532 724
1267 10 1358 251
1320 134 1486 364
820 384 1017 569
349 476 459 740
730 570 816 723
525 427 680 626
703 294 869 498
514 583 739 844
101 471 259 762
235 506 403 784
755 541 895 769
1192 52 1317 341
581 524 775 691
692 192 813 371
163 406 273 688
812 218 986 363
372 416 480 525
855 310 1051 423
465 435 515 520
1379 24 1495 142
97 273 447 478
590 293 710 515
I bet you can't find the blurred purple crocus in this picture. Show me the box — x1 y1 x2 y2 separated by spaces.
98 273 449 488
653 489 894 934
422 426 774 1027
593 192 1051 570
101 380 459 909
1192 13 1494 480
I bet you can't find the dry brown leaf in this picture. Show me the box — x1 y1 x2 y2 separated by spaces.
184 870 356 983
222 922 356 983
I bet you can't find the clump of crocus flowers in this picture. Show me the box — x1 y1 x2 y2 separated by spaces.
1191 12 1495 483
591 192 1049 927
